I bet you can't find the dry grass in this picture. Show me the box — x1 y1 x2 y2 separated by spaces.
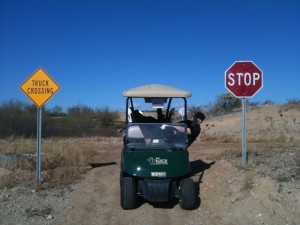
0 136 36 154
202 134 239 143
205 133 300 183
265 147 300 182
0 169 34 189
0 173 17 189
0 137 102 189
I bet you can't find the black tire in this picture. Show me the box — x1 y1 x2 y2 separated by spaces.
120 176 136 210
179 178 197 210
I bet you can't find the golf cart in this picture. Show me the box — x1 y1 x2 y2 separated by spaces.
120 84 197 210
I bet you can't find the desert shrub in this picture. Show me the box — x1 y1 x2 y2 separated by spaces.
0 100 36 137
95 106 119 126
188 105 204 115
263 99 275 105
266 148 300 182
274 134 287 143
286 97 300 105
241 174 255 192
0 174 17 189
45 105 66 117
249 101 260 106
188 93 242 117
0 101 120 138
281 98 300 111
214 93 242 114
67 104 94 117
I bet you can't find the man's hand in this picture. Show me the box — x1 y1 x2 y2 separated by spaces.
160 124 169 130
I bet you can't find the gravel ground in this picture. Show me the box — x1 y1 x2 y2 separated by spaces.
0 183 74 225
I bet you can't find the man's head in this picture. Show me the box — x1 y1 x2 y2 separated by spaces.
193 112 205 124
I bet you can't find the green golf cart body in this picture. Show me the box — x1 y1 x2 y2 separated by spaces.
120 84 197 210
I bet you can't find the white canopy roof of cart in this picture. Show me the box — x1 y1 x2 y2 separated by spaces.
122 84 191 98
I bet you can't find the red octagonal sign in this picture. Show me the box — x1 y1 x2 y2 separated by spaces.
225 61 263 98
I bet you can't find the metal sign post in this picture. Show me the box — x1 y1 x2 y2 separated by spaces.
242 98 247 167
20 67 60 183
225 61 263 167
36 108 42 182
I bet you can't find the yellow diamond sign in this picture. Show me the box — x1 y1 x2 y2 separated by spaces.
20 67 60 108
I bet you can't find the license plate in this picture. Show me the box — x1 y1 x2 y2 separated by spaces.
151 172 166 177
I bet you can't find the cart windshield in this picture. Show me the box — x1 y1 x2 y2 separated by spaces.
125 123 188 151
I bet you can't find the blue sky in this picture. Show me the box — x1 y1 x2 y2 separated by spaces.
0 0 299 111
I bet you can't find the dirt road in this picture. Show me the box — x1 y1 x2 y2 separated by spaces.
53 143 214 225
52 140 300 225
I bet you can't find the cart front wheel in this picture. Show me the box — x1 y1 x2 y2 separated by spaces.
121 176 136 210
179 178 197 210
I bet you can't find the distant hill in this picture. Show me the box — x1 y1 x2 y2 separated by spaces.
201 103 300 142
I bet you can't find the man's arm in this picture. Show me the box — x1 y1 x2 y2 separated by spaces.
173 125 191 135
160 124 191 135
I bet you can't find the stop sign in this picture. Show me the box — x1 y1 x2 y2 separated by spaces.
225 61 263 98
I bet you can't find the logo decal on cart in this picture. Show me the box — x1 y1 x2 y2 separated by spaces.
147 157 168 165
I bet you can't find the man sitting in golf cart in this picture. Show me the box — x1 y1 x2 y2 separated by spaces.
160 111 205 147
178 111 205 147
